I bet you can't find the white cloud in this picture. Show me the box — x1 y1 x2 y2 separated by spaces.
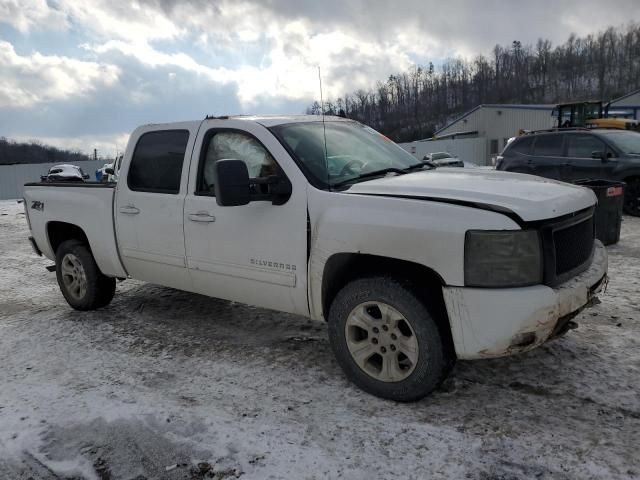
0 0 67 32
4 0 636 109
1 0 639 150
0 41 120 108
57 0 182 43
81 16 419 106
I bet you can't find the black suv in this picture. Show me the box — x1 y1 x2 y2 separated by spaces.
497 129 640 215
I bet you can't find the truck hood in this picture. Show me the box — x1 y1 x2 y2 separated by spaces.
346 169 596 222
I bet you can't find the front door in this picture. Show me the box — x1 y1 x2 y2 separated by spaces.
115 124 198 290
183 119 309 316
564 133 615 181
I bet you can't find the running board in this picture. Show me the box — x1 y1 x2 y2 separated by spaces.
46 265 56 272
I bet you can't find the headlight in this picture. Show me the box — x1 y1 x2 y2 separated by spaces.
465 230 542 287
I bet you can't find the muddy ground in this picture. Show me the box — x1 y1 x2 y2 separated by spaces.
0 200 638 479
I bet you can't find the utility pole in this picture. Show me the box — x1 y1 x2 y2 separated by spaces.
94 149 98 161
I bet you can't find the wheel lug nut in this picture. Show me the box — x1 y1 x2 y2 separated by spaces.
372 338 378 344
390 345 396 351
372 327 379 334
382 325 389 331
391 333 397 340
380 346 387 353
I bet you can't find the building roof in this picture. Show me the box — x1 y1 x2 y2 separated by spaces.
435 104 555 135
609 88 640 106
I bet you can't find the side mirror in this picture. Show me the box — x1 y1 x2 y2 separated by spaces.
104 167 115 175
591 150 606 161
214 159 251 207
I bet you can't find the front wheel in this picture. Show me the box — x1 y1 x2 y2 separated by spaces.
327 277 452 402
623 179 640 216
55 239 116 310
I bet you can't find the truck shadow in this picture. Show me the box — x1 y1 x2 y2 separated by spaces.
41 282 639 479
83 282 624 411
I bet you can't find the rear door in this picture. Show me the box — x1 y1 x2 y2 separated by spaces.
183 119 309 316
115 124 199 290
530 133 568 180
564 133 615 181
500 136 535 173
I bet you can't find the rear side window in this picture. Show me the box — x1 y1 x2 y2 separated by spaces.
566 134 605 158
508 136 534 155
128 130 189 194
532 135 564 157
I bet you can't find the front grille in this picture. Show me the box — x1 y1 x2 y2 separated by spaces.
552 215 595 276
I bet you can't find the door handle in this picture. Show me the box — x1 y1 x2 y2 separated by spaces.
119 205 140 215
188 212 216 223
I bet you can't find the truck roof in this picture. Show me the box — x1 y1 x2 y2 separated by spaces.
140 114 351 129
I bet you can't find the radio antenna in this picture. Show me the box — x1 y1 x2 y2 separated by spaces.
318 66 330 191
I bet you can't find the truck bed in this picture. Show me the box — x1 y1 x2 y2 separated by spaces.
23 182 127 278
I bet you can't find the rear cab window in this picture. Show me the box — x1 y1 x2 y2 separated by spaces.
128 130 190 194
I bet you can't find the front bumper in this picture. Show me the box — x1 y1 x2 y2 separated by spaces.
442 240 608 359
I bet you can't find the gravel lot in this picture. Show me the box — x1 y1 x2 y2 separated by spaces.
1 199 639 480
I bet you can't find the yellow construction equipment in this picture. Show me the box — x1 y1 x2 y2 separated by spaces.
554 100 640 131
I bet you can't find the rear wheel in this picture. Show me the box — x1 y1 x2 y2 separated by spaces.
327 276 452 402
623 179 640 216
55 239 116 310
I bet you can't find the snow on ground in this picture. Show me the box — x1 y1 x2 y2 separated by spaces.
0 199 639 480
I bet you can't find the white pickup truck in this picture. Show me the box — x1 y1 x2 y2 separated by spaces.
23 115 608 401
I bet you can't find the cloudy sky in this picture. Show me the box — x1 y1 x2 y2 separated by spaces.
0 0 638 156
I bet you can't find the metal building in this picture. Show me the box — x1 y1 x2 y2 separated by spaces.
0 159 104 200
400 104 555 165
608 89 640 119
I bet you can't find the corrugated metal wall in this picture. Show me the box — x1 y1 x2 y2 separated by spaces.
399 137 488 165
0 160 105 200
438 107 555 139
423 106 555 164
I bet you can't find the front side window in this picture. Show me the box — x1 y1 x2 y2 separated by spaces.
270 121 418 188
198 131 277 195
600 131 640 155
566 134 605 158
533 134 564 157
128 130 189 194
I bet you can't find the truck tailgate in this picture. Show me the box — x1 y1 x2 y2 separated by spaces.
23 183 127 278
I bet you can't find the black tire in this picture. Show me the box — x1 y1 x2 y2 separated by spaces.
55 239 116 310
327 276 452 402
623 179 640 216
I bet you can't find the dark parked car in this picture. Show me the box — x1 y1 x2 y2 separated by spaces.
496 129 640 215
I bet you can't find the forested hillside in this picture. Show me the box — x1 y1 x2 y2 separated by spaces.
0 137 90 165
308 25 640 142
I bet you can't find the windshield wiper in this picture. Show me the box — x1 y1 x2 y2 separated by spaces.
404 160 437 171
332 168 408 188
